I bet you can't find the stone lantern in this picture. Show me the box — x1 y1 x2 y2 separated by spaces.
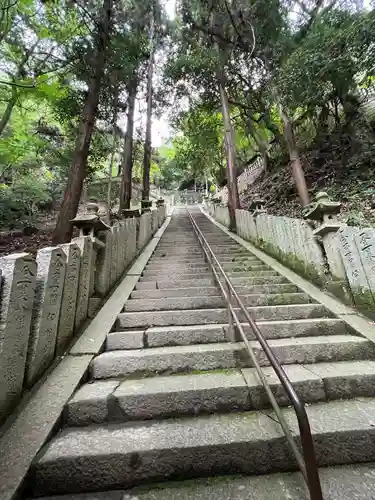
141 200 153 213
122 208 141 219
70 201 110 240
248 194 266 218
304 192 351 303
304 191 342 237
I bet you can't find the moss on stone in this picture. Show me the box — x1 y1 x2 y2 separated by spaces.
351 288 375 314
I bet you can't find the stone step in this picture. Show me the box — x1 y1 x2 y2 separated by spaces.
31 398 375 495
152 249 203 256
65 369 249 426
227 270 276 277
135 273 289 290
215 254 260 262
31 463 375 500
146 262 209 271
145 275 290 290
141 270 277 280
110 318 350 349
131 283 300 299
130 293 314 312
223 263 270 271
65 361 375 426
131 287 222 299
124 295 224 312
124 293 313 312
116 304 332 329
91 335 371 379
148 255 260 265
148 257 206 264
141 271 213 280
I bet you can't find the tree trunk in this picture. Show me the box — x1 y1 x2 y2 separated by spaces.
0 88 17 137
119 78 137 212
107 138 116 211
142 11 155 201
211 10 239 231
217 68 239 231
279 105 310 207
107 90 119 211
52 0 113 244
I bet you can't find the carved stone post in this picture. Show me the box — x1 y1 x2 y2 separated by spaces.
304 191 352 302
0 254 36 418
71 201 110 324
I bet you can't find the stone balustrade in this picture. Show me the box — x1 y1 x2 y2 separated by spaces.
205 194 375 316
0 200 167 424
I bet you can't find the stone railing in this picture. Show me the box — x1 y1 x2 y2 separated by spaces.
217 157 264 203
205 193 375 315
0 200 167 424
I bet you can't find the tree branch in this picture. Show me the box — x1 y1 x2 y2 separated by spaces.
0 80 35 88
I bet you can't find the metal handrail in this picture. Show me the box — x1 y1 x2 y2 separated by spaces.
187 208 324 500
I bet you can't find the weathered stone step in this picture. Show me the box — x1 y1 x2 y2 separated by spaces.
31 398 375 495
65 369 249 425
65 361 375 426
141 271 213 280
131 286 221 299
146 259 208 271
124 295 224 312
146 262 208 271
148 255 260 265
131 283 299 299
124 293 313 312
109 318 350 349
117 304 332 329
32 463 375 500
227 270 276 277
141 275 289 290
152 249 203 257
223 263 270 271
146 260 264 271
141 270 276 280
91 335 370 379
149 257 206 264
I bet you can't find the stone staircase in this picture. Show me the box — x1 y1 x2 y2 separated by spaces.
29 207 375 499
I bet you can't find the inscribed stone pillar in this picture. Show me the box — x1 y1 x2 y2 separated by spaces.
56 243 81 354
147 212 153 240
235 210 244 239
110 224 119 286
117 221 126 279
137 214 148 251
129 218 137 262
356 229 375 299
25 247 66 387
94 229 112 297
151 209 158 235
0 254 36 419
73 236 94 330
338 226 375 309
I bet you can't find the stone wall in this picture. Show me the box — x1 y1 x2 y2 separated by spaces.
206 198 375 316
0 202 167 424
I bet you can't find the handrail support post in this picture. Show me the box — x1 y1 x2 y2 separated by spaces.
226 281 235 342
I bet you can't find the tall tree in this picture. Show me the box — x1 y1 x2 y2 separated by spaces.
142 3 155 201
119 74 138 211
211 8 239 230
52 0 113 244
